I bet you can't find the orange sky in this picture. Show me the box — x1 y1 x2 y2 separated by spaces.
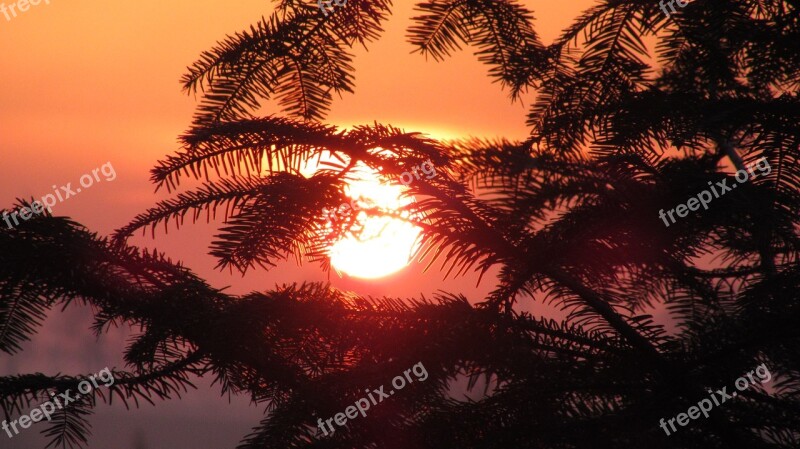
1 0 594 297
0 1 595 446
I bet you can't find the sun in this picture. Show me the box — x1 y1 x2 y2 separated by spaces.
302 155 421 279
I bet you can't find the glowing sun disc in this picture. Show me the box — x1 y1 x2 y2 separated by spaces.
303 155 421 279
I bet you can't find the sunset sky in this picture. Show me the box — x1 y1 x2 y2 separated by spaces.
1 1 594 447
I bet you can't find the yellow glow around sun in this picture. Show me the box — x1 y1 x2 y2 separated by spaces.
302 154 421 279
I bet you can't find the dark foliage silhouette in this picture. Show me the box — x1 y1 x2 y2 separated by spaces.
2 0 800 448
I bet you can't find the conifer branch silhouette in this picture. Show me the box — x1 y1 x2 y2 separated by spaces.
2 1 800 448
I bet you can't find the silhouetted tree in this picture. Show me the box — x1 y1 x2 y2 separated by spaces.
2 1 799 448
